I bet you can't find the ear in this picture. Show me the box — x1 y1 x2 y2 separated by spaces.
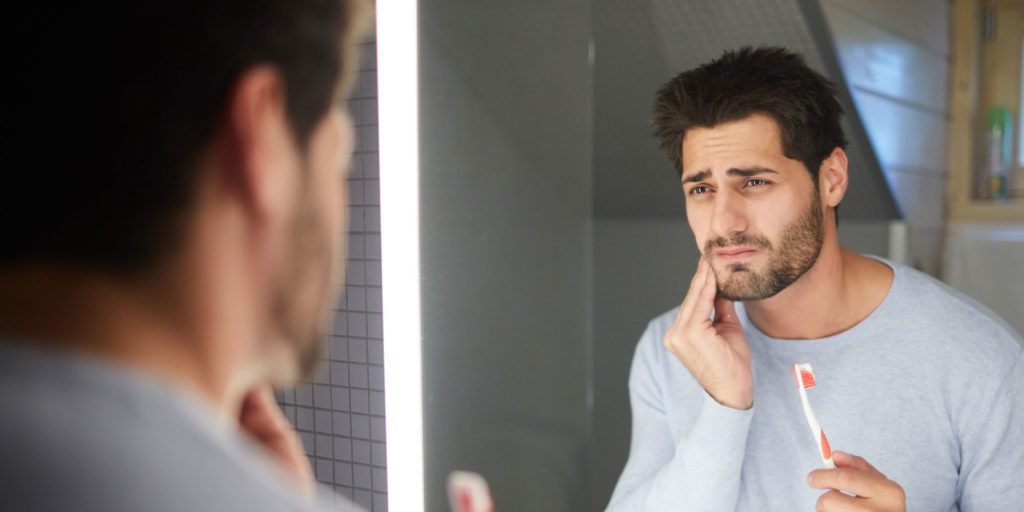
818 147 848 209
220 66 296 221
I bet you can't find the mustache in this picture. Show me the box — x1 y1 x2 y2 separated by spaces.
703 232 772 255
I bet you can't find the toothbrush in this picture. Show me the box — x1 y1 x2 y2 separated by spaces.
792 363 835 469
447 470 495 512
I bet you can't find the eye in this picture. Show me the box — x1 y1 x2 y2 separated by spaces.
689 185 710 196
745 178 770 188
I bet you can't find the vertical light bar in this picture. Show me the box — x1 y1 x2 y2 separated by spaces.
377 2 424 511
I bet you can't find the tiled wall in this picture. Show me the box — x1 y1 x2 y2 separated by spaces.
276 34 385 512
821 0 952 276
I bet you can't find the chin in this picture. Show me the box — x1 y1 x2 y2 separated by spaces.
716 268 786 302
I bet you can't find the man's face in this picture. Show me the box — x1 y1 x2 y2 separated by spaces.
680 113 824 301
272 103 355 381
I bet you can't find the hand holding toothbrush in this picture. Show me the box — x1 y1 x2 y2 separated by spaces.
807 451 906 511
793 365 905 510
663 257 752 410
238 385 316 500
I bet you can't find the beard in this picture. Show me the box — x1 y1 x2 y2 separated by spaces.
269 177 343 382
705 192 824 301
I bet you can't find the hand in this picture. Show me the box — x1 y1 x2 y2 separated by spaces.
662 257 752 409
238 384 315 499
808 451 906 511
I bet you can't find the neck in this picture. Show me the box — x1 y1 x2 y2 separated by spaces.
0 263 252 422
742 236 893 340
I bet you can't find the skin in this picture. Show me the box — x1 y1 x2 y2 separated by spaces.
662 113 904 511
0 66 354 498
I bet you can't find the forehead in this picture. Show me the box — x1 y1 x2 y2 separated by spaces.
680 113 792 174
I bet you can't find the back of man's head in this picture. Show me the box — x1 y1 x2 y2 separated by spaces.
5 1 364 276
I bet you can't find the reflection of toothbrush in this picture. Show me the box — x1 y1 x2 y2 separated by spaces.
792 363 835 469
447 471 495 512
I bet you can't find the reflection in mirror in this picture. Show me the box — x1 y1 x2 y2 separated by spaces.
380 0 1019 510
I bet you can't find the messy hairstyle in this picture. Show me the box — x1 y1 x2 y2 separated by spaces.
652 46 847 186
3 0 369 274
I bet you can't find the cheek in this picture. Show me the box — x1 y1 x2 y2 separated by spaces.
312 116 352 228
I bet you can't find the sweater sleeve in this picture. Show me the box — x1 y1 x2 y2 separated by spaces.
957 351 1024 511
605 320 754 512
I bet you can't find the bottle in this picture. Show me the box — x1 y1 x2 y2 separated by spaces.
983 107 1012 200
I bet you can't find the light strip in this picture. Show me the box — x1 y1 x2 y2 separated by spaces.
377 2 424 511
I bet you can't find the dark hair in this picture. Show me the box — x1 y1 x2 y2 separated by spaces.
651 46 847 185
3 1 366 274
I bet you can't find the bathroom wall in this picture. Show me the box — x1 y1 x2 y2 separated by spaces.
276 35 387 512
821 0 952 276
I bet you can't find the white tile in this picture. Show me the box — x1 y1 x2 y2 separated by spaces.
349 364 369 388
351 413 371 439
332 412 352 436
334 462 353 486
314 384 332 408
334 437 353 461
349 339 368 363
350 389 369 413
316 434 333 457
352 439 372 464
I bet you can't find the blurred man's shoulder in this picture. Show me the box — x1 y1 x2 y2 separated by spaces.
0 343 355 512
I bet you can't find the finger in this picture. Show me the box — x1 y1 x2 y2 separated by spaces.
239 387 289 438
671 257 705 324
677 258 711 324
808 467 887 498
689 261 717 323
238 386 315 494
832 451 878 474
815 489 861 512
712 295 738 326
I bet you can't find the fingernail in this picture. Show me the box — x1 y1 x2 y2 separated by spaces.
806 474 813 486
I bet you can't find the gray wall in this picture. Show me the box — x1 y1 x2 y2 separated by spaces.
419 1 594 511
277 36 387 512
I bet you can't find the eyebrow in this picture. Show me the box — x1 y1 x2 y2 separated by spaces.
681 170 711 184
681 167 778 184
727 166 779 178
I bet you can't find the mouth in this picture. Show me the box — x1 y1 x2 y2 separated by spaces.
713 247 761 262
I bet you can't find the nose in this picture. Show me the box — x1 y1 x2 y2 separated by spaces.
708 189 748 240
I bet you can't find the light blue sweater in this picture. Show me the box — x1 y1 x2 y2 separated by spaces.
607 260 1024 511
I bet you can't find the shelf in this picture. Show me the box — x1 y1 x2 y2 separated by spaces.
949 198 1024 223
948 0 1024 223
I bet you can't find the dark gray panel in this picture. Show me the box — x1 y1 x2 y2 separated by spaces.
590 219 698 510
419 1 594 510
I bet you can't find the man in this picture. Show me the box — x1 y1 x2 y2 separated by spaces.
1 2 369 510
606 47 1023 511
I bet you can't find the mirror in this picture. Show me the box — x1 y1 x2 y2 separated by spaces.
379 0 953 510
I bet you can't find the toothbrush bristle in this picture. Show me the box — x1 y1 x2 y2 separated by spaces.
800 369 816 388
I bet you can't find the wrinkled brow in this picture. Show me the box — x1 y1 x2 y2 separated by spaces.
681 167 778 184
